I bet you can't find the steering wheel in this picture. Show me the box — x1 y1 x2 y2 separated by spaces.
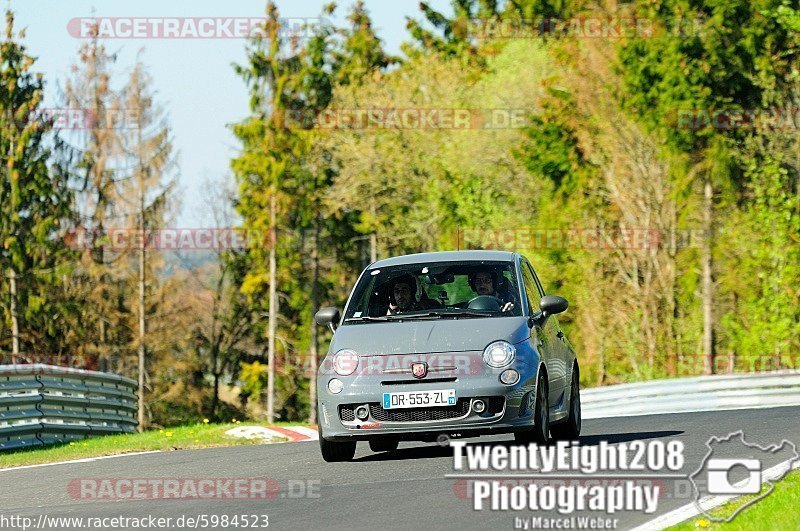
467 295 502 312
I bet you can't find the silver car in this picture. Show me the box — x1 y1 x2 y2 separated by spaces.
314 250 581 461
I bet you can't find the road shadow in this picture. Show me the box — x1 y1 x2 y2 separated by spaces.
579 430 684 446
353 430 684 462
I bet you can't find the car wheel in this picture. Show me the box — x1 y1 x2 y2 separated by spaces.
551 368 581 441
369 438 399 453
319 436 357 462
515 371 549 445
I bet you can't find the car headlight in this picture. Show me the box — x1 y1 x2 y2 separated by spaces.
332 349 359 376
483 341 516 368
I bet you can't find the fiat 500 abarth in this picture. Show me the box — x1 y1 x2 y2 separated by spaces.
314 250 581 462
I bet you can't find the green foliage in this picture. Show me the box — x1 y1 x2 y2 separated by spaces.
720 134 800 358
239 360 268 401
3 0 800 424
0 10 76 356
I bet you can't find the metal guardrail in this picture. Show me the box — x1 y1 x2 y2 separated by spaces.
582 370 800 419
0 364 137 451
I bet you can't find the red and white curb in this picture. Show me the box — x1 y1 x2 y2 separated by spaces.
225 425 318 442
263 425 318 442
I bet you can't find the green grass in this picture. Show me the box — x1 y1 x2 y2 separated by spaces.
0 421 310 469
669 468 800 530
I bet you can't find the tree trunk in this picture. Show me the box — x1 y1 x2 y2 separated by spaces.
309 207 320 424
267 193 277 423
212 369 220 419
668 203 678 377
136 117 147 432
370 200 377 263
9 269 20 360
137 195 146 432
702 174 715 374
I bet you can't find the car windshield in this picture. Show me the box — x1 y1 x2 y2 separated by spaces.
343 260 522 322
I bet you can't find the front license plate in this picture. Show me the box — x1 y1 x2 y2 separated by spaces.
382 389 456 409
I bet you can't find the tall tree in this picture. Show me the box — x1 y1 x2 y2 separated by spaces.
118 62 175 430
0 10 74 359
617 0 800 373
232 1 305 422
63 21 128 369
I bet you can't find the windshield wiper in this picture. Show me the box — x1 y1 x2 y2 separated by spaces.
345 315 431 322
382 312 443 320
346 310 495 322
349 313 445 321
344 316 390 322
402 310 495 319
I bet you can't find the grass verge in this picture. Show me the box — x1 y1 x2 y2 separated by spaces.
0 422 309 469
669 467 800 530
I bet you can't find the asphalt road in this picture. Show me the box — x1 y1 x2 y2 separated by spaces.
2 406 799 531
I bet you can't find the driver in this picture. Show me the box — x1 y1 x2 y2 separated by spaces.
387 274 422 314
469 269 515 312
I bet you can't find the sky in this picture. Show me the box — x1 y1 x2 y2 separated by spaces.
8 0 453 227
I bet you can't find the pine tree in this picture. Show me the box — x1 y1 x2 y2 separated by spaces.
62 22 129 369
232 1 305 422
0 10 74 359
117 62 175 430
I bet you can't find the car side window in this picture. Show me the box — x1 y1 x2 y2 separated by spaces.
520 261 540 315
526 262 545 297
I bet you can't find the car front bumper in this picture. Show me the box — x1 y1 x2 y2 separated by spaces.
317 349 540 441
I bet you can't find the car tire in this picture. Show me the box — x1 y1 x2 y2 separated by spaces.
369 438 399 453
515 371 549 445
319 437 357 462
551 368 581 441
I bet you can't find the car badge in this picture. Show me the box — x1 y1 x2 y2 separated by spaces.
411 362 428 379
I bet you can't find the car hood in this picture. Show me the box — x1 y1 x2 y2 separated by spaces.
329 317 530 355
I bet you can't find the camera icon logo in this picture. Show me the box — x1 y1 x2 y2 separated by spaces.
706 458 761 495
689 430 799 523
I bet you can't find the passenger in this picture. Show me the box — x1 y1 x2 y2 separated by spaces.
469 269 516 312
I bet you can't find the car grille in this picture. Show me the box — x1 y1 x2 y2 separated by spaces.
340 406 356 422
339 397 504 423
370 400 471 422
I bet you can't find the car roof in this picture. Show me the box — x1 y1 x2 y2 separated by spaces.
370 250 518 268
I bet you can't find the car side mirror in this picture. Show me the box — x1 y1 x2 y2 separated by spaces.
315 307 341 332
528 295 568 327
540 295 568 316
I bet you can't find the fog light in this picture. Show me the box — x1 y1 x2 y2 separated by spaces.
328 378 343 394
355 405 369 420
500 369 520 385
473 399 486 413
